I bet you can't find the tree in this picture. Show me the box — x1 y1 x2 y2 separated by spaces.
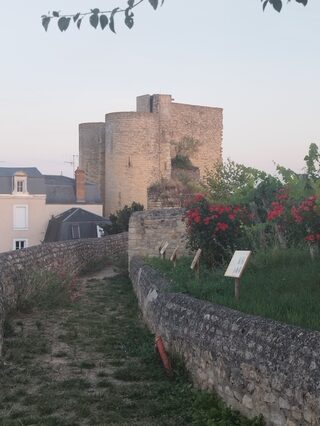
42 0 164 33
103 202 144 234
42 0 308 33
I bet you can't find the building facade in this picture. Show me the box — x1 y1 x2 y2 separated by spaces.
0 167 103 253
79 94 223 215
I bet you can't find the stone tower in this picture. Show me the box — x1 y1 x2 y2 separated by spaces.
79 94 223 215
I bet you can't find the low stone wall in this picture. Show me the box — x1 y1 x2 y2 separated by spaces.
130 257 320 426
128 208 189 261
0 233 128 356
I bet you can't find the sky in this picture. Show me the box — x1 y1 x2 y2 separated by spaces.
1 0 319 177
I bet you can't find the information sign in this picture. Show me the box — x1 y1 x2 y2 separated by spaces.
224 251 251 279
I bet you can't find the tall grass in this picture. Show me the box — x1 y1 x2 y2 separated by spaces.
147 247 320 331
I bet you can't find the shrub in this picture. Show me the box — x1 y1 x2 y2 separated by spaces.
104 202 144 234
266 190 320 250
185 195 253 266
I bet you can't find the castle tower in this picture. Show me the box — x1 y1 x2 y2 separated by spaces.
79 95 223 216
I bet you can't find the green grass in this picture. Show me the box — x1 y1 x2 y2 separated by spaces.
146 247 320 331
0 269 263 425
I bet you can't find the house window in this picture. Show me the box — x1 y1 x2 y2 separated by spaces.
71 224 80 239
13 173 28 194
17 180 25 192
13 205 28 230
14 239 28 250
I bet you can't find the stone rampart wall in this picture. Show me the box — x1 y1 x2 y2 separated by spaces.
128 209 189 261
0 233 128 355
130 257 320 426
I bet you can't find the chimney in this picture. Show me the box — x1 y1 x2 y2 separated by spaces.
75 168 86 203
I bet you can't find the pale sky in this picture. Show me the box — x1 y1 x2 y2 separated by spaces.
1 0 319 177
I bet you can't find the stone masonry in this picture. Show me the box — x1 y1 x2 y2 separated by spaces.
128 208 190 263
130 257 320 426
79 94 223 215
0 233 128 357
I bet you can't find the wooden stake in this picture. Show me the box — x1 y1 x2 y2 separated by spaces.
158 241 165 257
195 259 200 279
235 278 241 301
160 242 169 260
191 249 202 280
170 246 179 268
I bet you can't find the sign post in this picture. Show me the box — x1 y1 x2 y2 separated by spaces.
160 241 169 260
191 249 202 279
170 246 179 268
158 241 165 257
224 250 251 301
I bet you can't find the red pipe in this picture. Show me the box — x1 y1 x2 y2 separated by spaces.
155 336 172 376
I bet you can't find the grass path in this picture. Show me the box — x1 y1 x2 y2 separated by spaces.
0 269 262 426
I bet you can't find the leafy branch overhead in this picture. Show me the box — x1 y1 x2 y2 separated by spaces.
42 0 164 33
42 0 308 33
262 0 308 12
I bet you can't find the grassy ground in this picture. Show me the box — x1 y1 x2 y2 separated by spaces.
147 247 320 331
0 268 263 425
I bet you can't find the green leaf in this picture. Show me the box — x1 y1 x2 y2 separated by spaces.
125 8 134 29
73 13 81 23
262 0 269 11
58 17 71 32
128 0 135 7
295 0 308 5
42 16 51 31
109 8 119 33
91 8 100 14
90 13 99 29
148 0 159 9
52 11 60 17
77 18 82 29
100 14 109 30
271 0 282 12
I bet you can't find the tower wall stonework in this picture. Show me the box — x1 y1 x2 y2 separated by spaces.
79 95 223 215
79 123 105 202
104 112 171 215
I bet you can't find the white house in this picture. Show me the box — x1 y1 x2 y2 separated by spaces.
0 167 104 253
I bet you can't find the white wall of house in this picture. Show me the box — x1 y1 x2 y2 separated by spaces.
0 195 103 253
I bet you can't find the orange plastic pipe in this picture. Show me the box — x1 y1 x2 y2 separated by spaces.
155 336 172 376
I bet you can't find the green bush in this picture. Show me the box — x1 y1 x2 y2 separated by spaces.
104 201 144 235
185 195 252 266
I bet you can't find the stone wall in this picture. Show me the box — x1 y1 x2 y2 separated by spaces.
128 209 189 261
79 94 223 214
0 233 128 356
130 257 320 426
104 111 170 215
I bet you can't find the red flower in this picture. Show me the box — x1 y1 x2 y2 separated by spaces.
305 234 316 242
215 222 229 232
228 214 235 220
267 202 284 221
291 206 303 223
